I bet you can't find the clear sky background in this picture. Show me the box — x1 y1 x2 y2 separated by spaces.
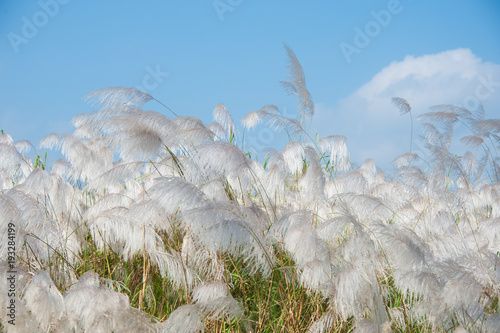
1 0 500 171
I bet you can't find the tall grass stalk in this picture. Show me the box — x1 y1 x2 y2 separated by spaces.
0 46 499 332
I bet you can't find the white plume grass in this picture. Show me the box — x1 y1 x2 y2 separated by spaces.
1 46 500 332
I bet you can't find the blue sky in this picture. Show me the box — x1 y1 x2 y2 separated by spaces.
1 0 500 171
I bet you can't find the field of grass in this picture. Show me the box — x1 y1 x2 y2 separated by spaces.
0 46 499 332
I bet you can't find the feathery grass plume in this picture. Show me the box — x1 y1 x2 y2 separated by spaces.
300 258 333 291
50 159 72 177
191 281 244 320
4 188 45 236
207 122 227 141
281 44 314 123
181 202 273 275
460 134 484 148
307 311 336 333
370 180 408 212
0 186 19 218
425 230 477 262
270 210 331 288
429 104 472 118
335 168 374 195
392 152 419 169
170 116 214 150
478 217 500 253
467 117 500 182
85 202 166 262
323 229 390 330
354 318 392 333
38 133 61 150
474 119 500 134
0 134 31 190
280 141 305 174
392 97 411 115
419 111 461 124
0 265 36 332
87 160 146 193
422 123 449 149
264 111 304 139
392 97 414 154
71 105 147 141
84 86 153 110
357 158 382 189
103 110 175 161
420 106 465 159
200 179 230 202
64 271 155 332
72 113 105 140
413 260 488 328
126 199 172 231
84 193 135 219
147 176 207 215
1 298 36 333
191 281 228 303
23 270 65 330
330 244 383 321
336 193 393 225
16 169 84 265
5 189 81 275
41 134 114 182
455 179 486 217
83 193 163 256
315 214 358 246
298 146 326 205
149 250 197 289
3 44 500 332
373 222 433 302
241 105 279 131
198 295 244 321
260 149 290 203
395 165 428 193
319 135 351 172
427 146 465 190
20 168 78 218
478 183 500 211
13 140 32 155
241 110 262 130
213 103 235 138
0 132 14 145
181 234 227 282
374 221 430 269
193 141 254 193
157 304 203 333
421 105 496 182
152 154 203 184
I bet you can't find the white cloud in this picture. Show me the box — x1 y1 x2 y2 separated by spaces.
313 48 500 170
